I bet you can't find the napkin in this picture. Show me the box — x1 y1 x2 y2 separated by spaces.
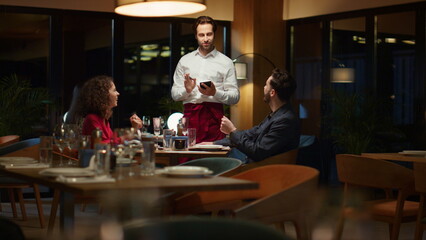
56 175 116 184
0 163 50 169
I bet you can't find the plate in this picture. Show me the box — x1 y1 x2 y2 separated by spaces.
39 168 95 177
398 150 426 156
190 144 224 151
0 157 37 164
163 166 213 178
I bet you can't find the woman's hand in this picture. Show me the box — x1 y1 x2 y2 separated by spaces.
130 114 142 129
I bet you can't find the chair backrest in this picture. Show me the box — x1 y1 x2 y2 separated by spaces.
0 135 20 148
179 157 242 176
336 154 414 190
240 148 299 172
123 217 292 240
414 162 426 193
0 138 40 156
235 165 319 223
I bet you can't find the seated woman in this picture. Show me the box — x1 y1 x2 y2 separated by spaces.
78 75 142 143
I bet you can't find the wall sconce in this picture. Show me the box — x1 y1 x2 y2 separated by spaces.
234 62 247 80
115 0 206 17
233 53 276 80
331 67 355 83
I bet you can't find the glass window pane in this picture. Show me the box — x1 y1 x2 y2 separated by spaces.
291 22 322 136
0 13 49 87
123 20 170 125
377 11 423 148
331 17 366 93
62 15 112 115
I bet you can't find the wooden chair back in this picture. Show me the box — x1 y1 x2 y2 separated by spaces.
179 157 242 176
173 164 319 240
414 162 426 193
240 148 299 172
0 135 20 148
335 154 418 240
413 162 426 240
336 154 414 190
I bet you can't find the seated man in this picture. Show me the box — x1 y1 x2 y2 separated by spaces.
213 68 300 163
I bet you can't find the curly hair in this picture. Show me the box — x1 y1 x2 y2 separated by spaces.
78 75 114 119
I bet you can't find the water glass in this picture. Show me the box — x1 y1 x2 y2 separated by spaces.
162 129 174 150
39 136 53 166
140 141 155 176
187 128 197 147
95 144 111 177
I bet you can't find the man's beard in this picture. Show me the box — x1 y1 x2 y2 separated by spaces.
263 92 270 103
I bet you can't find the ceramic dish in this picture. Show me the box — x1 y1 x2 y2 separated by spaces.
398 150 426 157
39 168 95 177
189 144 223 151
163 166 213 178
0 157 37 164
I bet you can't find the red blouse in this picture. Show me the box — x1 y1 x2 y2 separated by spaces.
82 114 119 144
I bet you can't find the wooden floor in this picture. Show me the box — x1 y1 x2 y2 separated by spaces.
0 187 424 240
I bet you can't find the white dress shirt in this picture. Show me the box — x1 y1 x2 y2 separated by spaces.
171 48 240 105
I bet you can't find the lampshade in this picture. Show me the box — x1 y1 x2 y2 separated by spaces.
167 112 183 131
234 62 247 80
331 68 355 83
115 0 207 17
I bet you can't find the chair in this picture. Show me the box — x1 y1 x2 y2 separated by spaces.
334 154 419 240
173 164 319 240
0 139 45 228
178 157 242 176
123 217 292 240
239 148 299 172
414 162 426 240
0 135 20 148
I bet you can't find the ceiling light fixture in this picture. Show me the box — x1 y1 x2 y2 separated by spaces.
115 0 207 17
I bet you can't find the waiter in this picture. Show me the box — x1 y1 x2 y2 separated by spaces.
171 16 240 142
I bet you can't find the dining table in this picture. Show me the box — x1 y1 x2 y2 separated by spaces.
0 144 257 237
155 148 229 166
361 152 426 163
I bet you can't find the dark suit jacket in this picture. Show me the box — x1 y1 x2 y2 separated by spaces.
215 103 300 162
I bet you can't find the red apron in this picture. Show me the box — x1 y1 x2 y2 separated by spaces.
183 102 225 143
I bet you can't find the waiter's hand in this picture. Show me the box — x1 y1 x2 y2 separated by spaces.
198 81 216 96
220 116 237 134
184 73 196 93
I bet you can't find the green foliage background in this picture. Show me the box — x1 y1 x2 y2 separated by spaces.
0 74 50 138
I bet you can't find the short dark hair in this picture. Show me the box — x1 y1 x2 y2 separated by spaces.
192 16 217 34
269 68 296 102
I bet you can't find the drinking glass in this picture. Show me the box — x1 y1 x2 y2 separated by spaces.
39 136 53 166
140 141 155 176
142 116 151 133
53 123 67 167
162 129 174 150
95 143 111 177
187 128 197 147
181 117 189 136
153 117 161 136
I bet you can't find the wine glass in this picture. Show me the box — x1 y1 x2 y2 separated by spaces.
53 123 67 167
142 116 151 133
63 124 79 166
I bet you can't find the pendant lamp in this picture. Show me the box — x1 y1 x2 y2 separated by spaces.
115 0 207 17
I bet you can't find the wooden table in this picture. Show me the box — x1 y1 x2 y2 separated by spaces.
361 152 426 163
0 146 257 236
155 149 229 166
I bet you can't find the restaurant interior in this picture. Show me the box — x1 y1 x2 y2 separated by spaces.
0 0 426 239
